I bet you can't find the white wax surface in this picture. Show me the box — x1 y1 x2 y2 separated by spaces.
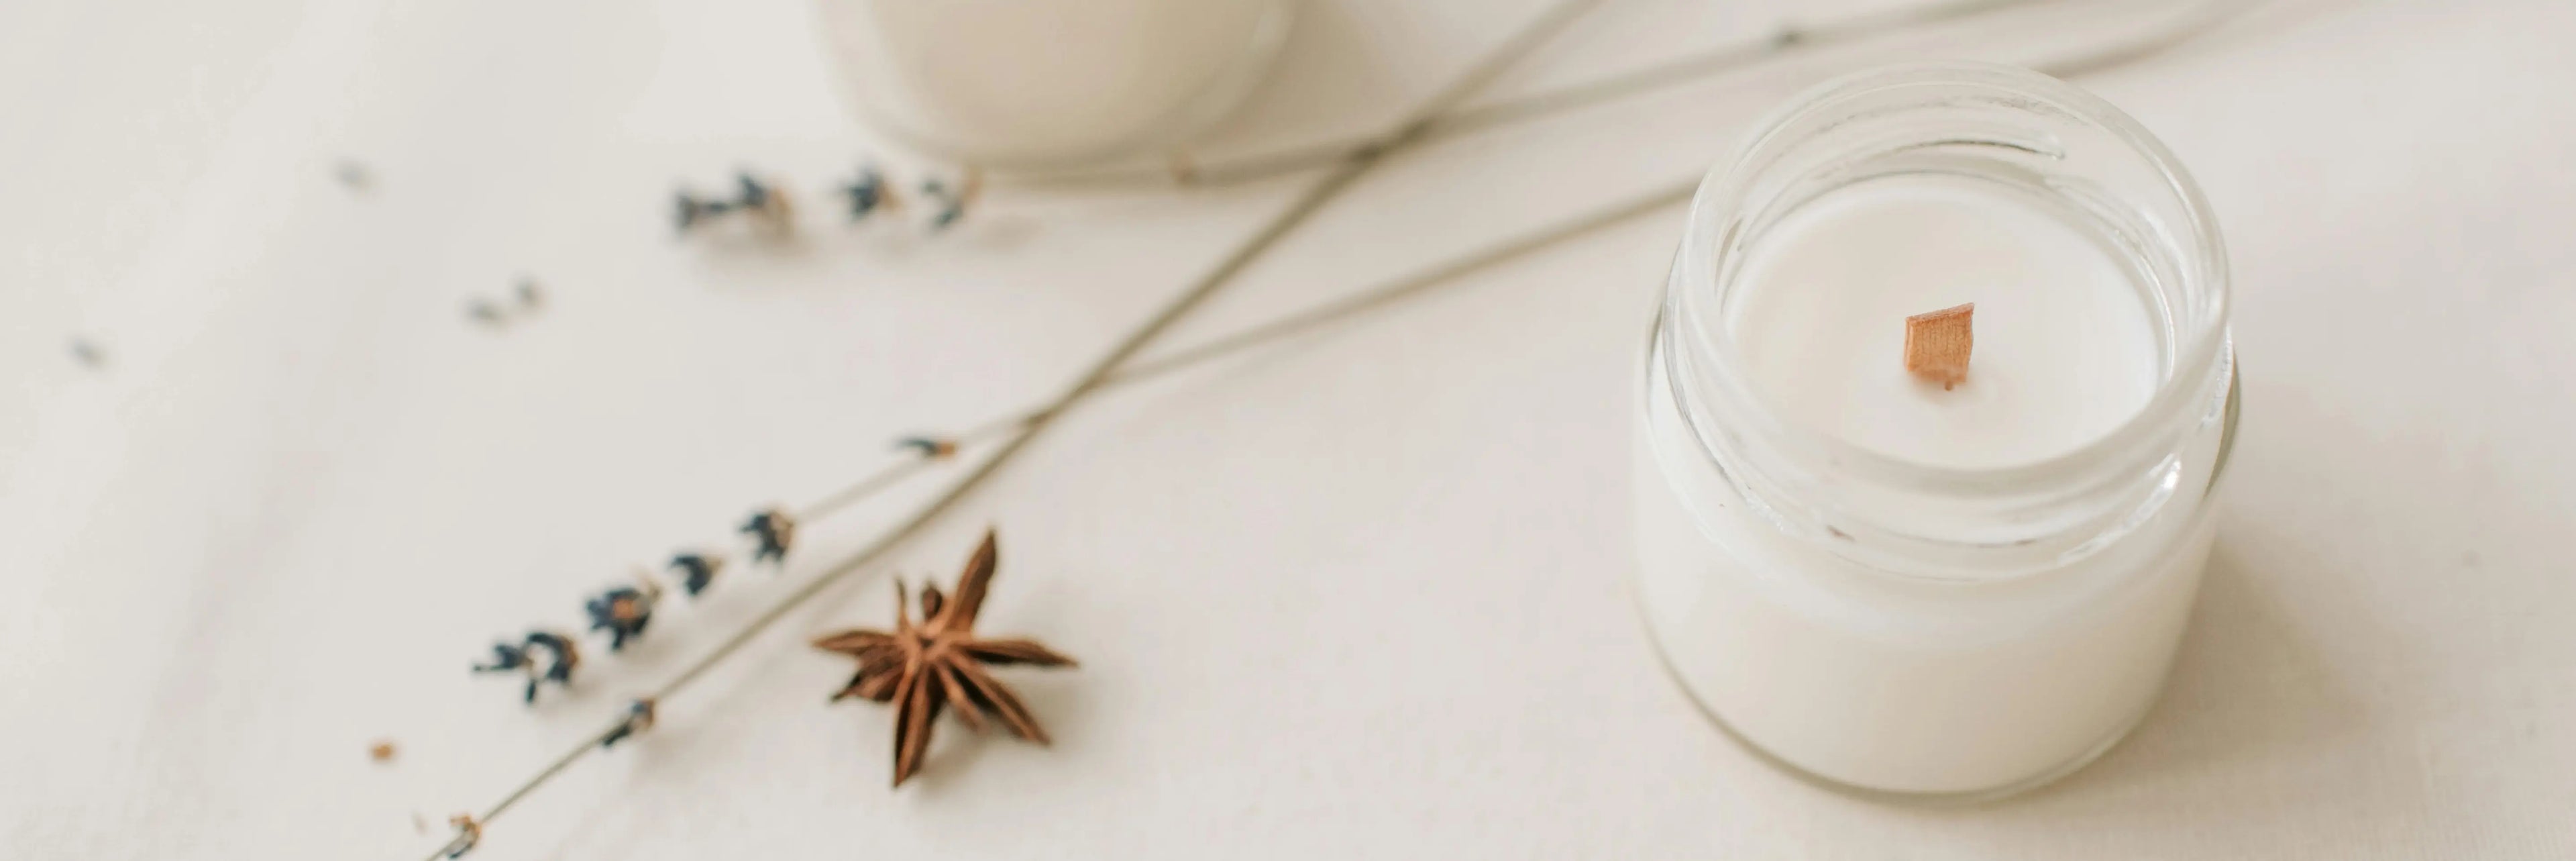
1729 175 2161 469
1635 172 2222 795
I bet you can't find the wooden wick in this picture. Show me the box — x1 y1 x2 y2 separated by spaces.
1904 303 1974 390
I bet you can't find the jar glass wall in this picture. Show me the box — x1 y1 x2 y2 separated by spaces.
1631 62 2238 801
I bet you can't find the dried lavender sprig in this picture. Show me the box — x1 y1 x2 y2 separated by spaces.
420 1 1610 855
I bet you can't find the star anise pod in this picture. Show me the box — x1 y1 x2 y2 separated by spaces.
812 529 1075 787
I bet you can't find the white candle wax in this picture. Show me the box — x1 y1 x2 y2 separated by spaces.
1730 176 2161 469
816 0 1288 167
1635 175 2229 796
1636 62 2235 802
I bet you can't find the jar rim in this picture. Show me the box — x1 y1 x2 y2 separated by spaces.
1661 62 2233 564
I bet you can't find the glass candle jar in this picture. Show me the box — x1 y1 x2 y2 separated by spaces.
814 0 1291 168
1632 62 2239 801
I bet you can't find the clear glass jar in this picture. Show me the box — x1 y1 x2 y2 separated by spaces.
814 0 1291 168
1632 62 2239 801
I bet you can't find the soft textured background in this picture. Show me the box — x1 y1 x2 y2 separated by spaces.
5 0 2573 858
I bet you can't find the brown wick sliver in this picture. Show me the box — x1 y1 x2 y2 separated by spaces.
1904 303 1974 391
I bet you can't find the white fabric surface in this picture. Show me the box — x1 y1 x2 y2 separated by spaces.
4 0 2573 858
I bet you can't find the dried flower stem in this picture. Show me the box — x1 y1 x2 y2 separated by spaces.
417 1 1609 856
